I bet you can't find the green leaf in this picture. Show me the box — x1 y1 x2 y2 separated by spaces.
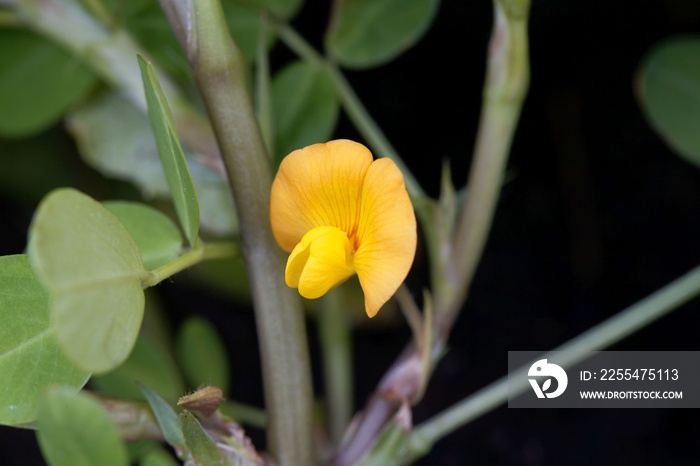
356 405 411 466
36 387 129 466
91 292 183 401
181 410 234 466
125 0 267 71
104 201 183 271
27 188 149 374
233 0 303 19
67 92 170 197
0 28 96 137
638 35 700 165
222 0 276 64
125 1 192 82
66 92 237 236
127 439 163 463
0 255 90 426
0 133 75 205
140 384 187 453
90 326 185 402
176 316 230 393
141 448 180 466
271 60 339 164
138 55 200 246
325 0 440 69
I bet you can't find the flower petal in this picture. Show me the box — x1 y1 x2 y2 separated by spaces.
354 158 417 317
286 225 356 299
270 140 373 252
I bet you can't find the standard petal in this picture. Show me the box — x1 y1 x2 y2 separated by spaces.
354 158 417 317
285 226 356 299
270 140 373 252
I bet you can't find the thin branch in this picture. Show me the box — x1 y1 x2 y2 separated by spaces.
406 262 700 461
443 0 531 334
334 1 532 462
274 21 426 201
255 11 274 160
395 285 423 344
142 241 238 288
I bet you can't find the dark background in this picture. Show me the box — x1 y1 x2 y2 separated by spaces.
3 0 700 465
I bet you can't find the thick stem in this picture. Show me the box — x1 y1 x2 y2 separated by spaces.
162 1 315 464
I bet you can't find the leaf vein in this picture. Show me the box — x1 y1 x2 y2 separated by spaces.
0 328 52 363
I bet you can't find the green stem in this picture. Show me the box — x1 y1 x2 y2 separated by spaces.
318 289 353 448
327 66 424 199
336 2 531 462
170 1 315 464
395 285 423 345
255 11 274 160
274 22 425 201
219 400 267 430
441 0 531 334
142 241 238 288
406 262 700 461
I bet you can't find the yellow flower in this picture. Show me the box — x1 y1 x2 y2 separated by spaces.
270 139 417 318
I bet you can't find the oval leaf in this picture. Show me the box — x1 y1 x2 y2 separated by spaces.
0 28 96 137
126 0 267 71
104 201 183 271
92 292 184 401
223 1 275 64
0 255 90 426
36 387 129 466
66 92 237 236
325 0 440 69
141 448 180 466
638 36 700 165
176 316 230 393
124 0 191 82
138 55 200 246
90 327 185 402
28 188 148 374
271 60 339 164
233 0 303 19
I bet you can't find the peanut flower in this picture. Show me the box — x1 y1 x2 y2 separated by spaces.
270 139 417 318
